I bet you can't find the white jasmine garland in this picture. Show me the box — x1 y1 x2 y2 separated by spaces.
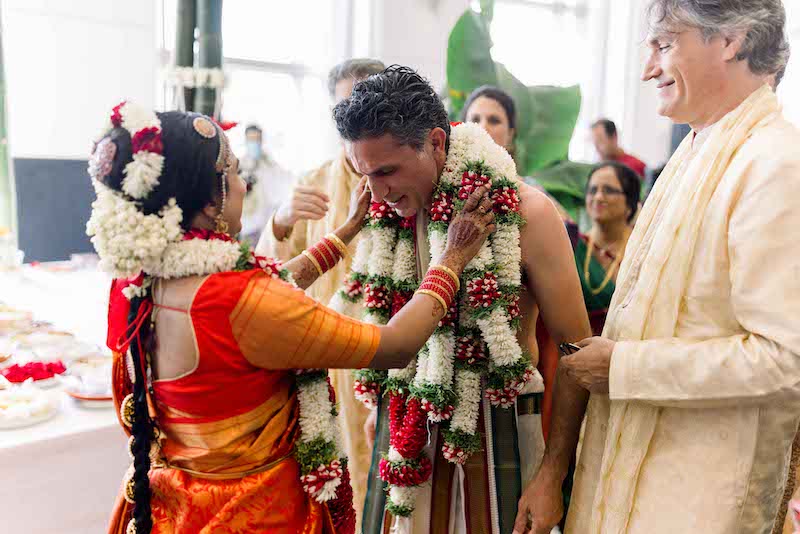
449 370 482 434
491 224 522 286
147 238 242 279
368 226 397 278
476 307 523 367
351 227 373 273
412 349 430 387
392 237 417 283
428 229 447 264
297 379 339 444
86 184 184 279
123 152 165 199
119 102 161 133
423 331 455 387
464 240 493 271
440 123 516 188
388 356 417 383
388 485 419 509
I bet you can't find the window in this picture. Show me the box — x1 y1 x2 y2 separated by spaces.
489 0 587 88
480 0 592 159
156 0 357 174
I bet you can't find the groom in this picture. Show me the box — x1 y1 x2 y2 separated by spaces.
332 65 592 533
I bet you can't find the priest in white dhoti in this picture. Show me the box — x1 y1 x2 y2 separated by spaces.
514 1 800 533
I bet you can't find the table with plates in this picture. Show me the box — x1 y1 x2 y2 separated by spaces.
0 263 129 534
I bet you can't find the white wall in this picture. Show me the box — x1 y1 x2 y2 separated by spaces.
2 0 156 160
371 0 469 91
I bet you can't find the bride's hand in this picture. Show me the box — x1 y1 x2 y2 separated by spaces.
440 186 495 272
344 176 371 233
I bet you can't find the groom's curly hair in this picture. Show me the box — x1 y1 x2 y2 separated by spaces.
333 65 450 151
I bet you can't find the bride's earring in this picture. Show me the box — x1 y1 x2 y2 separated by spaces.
214 213 229 235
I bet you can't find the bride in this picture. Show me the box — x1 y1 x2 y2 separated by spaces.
87 103 496 534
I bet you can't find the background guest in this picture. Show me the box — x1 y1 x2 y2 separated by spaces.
591 118 647 178
238 123 295 243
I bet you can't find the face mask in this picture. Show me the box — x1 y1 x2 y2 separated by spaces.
246 141 262 160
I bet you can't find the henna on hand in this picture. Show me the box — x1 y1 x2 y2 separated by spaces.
441 186 496 272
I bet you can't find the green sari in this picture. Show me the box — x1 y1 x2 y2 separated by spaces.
574 235 616 335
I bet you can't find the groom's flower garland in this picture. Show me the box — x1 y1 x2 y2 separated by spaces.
87 102 355 534
331 123 538 517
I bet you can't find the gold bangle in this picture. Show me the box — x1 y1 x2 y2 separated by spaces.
430 264 461 291
325 233 351 261
301 250 324 277
415 289 448 315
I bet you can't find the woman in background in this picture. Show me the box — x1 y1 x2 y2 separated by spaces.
575 162 640 334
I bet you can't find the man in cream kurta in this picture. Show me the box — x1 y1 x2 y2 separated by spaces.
256 58 385 532
514 2 800 534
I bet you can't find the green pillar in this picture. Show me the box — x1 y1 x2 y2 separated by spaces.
193 0 222 117
175 0 197 111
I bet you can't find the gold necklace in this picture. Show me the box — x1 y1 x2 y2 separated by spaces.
583 230 628 296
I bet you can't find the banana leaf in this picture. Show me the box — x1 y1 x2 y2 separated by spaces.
446 0 588 212
526 161 592 223
446 3 581 175
446 8 496 116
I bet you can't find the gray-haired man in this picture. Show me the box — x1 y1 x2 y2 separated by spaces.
514 1 800 533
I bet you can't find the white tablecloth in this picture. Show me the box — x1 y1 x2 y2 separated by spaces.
0 265 129 534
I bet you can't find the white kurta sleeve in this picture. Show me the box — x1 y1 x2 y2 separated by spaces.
609 158 800 408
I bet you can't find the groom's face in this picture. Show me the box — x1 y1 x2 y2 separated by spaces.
347 129 447 218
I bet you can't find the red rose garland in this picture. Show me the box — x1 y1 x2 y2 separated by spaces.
430 191 454 223
364 283 392 312
327 464 357 534
491 186 521 214
466 271 501 309
456 333 488 366
458 171 492 200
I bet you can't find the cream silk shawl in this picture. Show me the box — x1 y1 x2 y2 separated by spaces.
590 85 780 531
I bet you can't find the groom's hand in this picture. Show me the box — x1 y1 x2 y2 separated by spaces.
561 336 614 394
513 464 564 534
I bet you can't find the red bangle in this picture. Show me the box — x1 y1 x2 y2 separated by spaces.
418 280 454 309
309 246 330 271
426 272 458 296
315 240 337 270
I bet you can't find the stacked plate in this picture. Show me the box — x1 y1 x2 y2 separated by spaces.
0 384 60 429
